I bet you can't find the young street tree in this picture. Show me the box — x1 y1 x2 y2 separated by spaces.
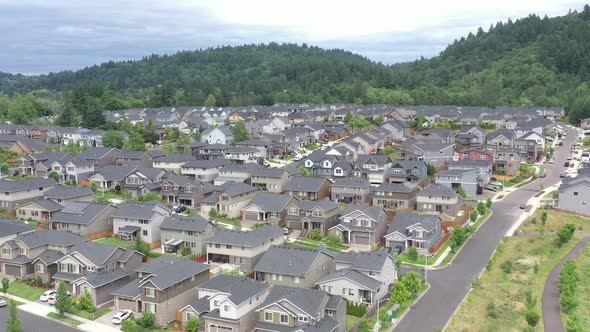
1 277 9 294
55 281 70 316
6 299 22 332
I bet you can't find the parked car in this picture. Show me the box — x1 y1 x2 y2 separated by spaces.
564 161 570 167
540 172 546 178
560 173 566 178
47 293 57 305
549 158 555 164
173 204 187 213
293 154 303 161
283 227 292 235
520 204 526 209
40 289 57 302
112 309 133 324
0 298 7 307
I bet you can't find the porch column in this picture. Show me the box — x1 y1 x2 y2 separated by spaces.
348 231 351 244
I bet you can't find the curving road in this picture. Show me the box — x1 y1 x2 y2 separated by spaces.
0 306 80 332
394 126 577 332
542 236 590 332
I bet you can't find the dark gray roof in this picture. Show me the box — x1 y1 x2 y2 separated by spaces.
184 296 211 315
138 256 209 290
82 268 129 288
44 185 94 200
285 176 329 192
0 178 56 192
154 153 196 163
197 274 270 305
251 168 288 178
14 229 84 249
331 177 370 188
25 199 63 212
247 193 294 212
92 166 137 181
205 225 283 247
450 159 492 167
317 268 381 290
254 245 335 277
50 202 112 225
52 271 79 282
334 250 393 272
373 182 418 193
111 200 169 219
70 242 127 266
79 147 119 160
181 159 231 169
160 214 212 232
259 285 329 317
292 198 339 212
418 183 459 197
111 279 141 298
387 212 440 235
33 249 64 265
0 218 35 237
355 154 391 167
341 204 385 221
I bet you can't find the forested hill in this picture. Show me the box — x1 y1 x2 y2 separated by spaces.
2 5 590 122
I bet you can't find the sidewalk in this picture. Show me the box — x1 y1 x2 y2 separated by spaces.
3 293 120 332
504 183 559 237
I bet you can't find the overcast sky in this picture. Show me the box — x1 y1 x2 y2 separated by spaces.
0 0 585 74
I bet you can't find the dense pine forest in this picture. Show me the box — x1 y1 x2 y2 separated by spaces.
1 5 590 125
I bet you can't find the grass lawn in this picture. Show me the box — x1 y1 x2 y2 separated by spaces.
6 280 46 301
69 306 111 320
47 312 82 326
447 235 578 332
499 180 514 188
293 238 348 252
347 314 360 330
93 237 135 249
519 210 590 235
568 243 590 331
0 296 23 306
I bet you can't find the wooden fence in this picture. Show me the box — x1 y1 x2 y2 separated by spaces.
84 231 113 241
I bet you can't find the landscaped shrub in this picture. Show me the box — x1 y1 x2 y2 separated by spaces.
181 246 192 256
555 224 576 247
500 260 513 274
346 301 367 317
325 234 342 247
306 229 323 241
486 302 497 319
407 247 419 261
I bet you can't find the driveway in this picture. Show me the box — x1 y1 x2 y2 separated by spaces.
393 125 577 331
95 309 122 329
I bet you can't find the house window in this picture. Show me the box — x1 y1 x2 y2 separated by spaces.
264 312 273 322
144 302 156 313
185 311 195 321
145 287 156 298
574 192 579 196
224 305 230 312
36 263 44 273
1 248 9 255
292 276 300 284
280 314 289 324
213 300 219 307
298 316 308 322
143 230 148 237
288 207 298 215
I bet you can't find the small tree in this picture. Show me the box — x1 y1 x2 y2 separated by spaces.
79 289 93 310
556 224 576 247
427 163 436 176
48 170 61 182
186 317 200 332
458 186 467 198
6 299 22 332
134 233 150 259
470 210 478 222
137 310 156 329
407 247 419 261
208 208 218 219
525 310 540 327
477 201 486 215
1 277 9 294
450 226 470 252
325 234 342 247
55 281 70 316
181 246 192 256
566 312 585 332
231 220 241 231
486 197 492 209
541 211 548 226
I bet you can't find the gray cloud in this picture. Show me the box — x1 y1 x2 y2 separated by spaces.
0 0 585 74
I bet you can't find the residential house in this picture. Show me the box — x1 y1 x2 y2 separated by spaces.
514 138 539 161
0 229 84 279
0 218 35 243
79 147 121 166
214 163 264 185
372 182 419 211
160 214 216 255
180 275 271 332
459 148 494 161
486 129 515 149
448 159 493 187
153 154 196 174
88 166 137 192
400 140 455 167
205 225 284 274
495 148 521 176
330 177 372 205
387 160 428 186
317 251 397 305
121 167 168 198
44 185 94 205
112 256 210 324
459 126 486 146
112 201 171 245
157 174 203 208
242 193 296 227
180 159 231 182
416 183 463 216
378 120 410 141
435 169 480 196
16 199 63 222
115 151 161 167
249 168 292 193
422 128 455 143
53 243 143 306
255 286 345 332
0 178 57 212
49 201 116 238
18 151 73 177
558 169 590 216
254 246 336 288
199 183 258 219
284 176 331 201
329 205 388 250
384 212 443 255
284 199 341 236
352 154 392 184
225 146 264 164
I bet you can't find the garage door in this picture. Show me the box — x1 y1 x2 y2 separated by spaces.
5 264 21 277
354 235 370 245
209 324 233 332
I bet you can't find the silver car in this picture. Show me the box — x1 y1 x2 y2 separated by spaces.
0 298 8 307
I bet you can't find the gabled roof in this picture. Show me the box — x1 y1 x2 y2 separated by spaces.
160 214 213 232
331 177 370 189
80 267 129 288
254 245 336 277
204 225 283 247
257 285 329 318
153 153 196 163
137 256 209 290
22 199 63 212
355 154 391 167
111 200 169 220
92 166 137 181
418 183 459 198
69 242 126 266
0 218 35 238
181 159 231 169
291 198 339 212
50 202 112 225
79 147 120 160
372 182 418 194
33 249 64 265
335 250 393 272
387 212 440 235
197 274 270 306
340 204 385 221
13 229 85 249
246 193 295 212
285 176 329 192
0 178 57 192
44 185 94 200
317 268 381 291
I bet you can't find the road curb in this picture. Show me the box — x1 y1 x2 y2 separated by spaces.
390 282 432 331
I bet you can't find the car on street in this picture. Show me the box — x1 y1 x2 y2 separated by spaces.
540 172 546 178
560 173 566 178
293 154 303 161
40 290 57 302
0 298 7 307
549 158 555 164
112 309 133 324
520 204 526 209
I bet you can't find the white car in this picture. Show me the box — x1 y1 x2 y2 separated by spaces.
293 154 303 161
47 293 57 305
112 309 133 324
40 290 57 302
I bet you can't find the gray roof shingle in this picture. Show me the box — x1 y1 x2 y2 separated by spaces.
197 274 270 305
246 193 295 212
205 225 283 247
44 185 94 200
285 176 329 192
0 218 35 237
50 202 112 225
0 178 57 192
254 245 335 277
160 214 213 232
317 268 381 290
14 229 85 249
111 200 169 220
138 256 209 290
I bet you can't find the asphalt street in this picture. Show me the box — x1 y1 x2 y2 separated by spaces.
394 126 577 331
0 305 80 332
